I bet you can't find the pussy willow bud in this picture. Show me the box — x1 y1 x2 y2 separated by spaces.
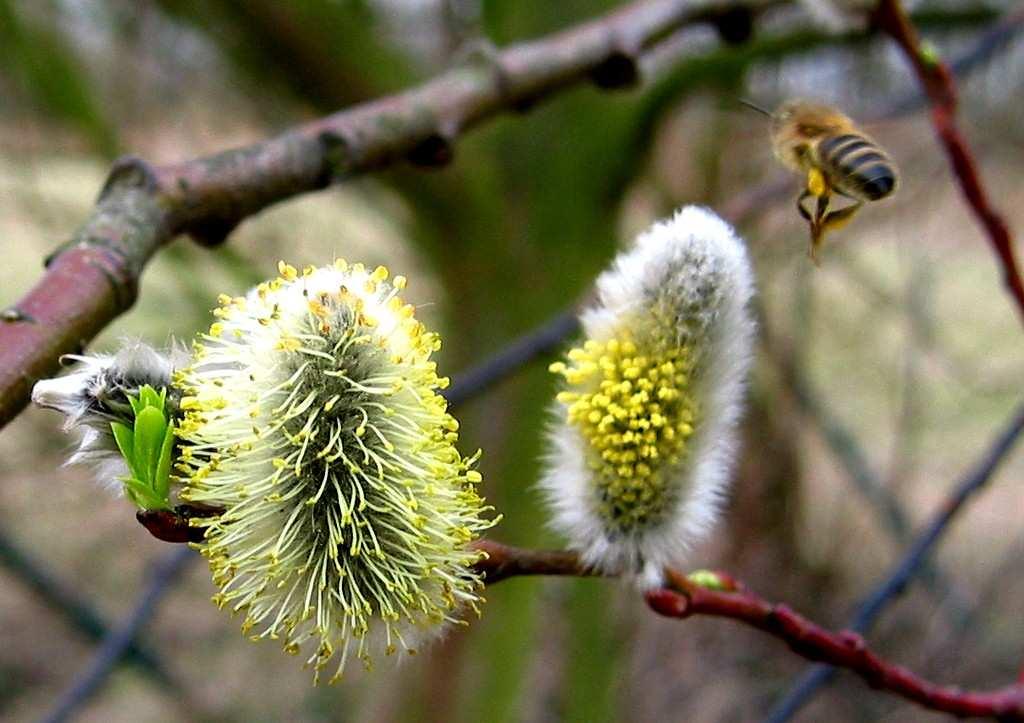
32 342 182 494
175 260 498 682
541 206 756 588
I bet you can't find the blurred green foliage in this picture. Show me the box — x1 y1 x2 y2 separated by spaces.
0 0 117 155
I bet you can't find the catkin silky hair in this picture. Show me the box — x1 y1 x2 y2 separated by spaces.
541 206 756 587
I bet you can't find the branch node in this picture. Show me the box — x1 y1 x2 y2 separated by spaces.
95 251 139 312
710 5 755 46
838 630 866 652
187 217 240 248
317 130 353 186
1 308 33 324
99 155 160 201
590 50 640 90
136 504 219 544
406 132 456 168
645 587 690 618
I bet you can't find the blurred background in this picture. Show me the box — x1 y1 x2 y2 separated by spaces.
1 0 1023 721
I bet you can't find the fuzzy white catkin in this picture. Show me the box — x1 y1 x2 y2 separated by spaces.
31 342 182 493
541 206 756 588
175 260 496 682
32 262 498 683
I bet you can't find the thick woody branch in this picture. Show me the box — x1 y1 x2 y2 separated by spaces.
874 0 1024 326
0 0 777 431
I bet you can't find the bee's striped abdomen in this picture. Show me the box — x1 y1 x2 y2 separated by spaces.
818 133 897 201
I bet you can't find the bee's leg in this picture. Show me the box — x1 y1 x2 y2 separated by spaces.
820 201 863 235
808 193 832 265
796 191 822 264
796 189 814 221
797 190 820 261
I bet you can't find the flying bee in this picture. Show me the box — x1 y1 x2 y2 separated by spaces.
746 99 898 261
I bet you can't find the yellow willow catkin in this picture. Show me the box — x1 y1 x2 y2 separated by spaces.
541 207 756 587
175 260 498 682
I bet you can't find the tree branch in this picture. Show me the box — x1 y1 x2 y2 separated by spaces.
0 0 780 431
471 539 598 585
645 570 1024 720
767 400 1024 721
470 539 1024 719
874 0 1024 326
0 524 175 686
40 547 194 723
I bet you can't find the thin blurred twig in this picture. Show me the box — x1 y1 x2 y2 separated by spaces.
40 547 194 723
882 5 1024 118
444 308 580 407
0 526 175 686
765 400 1024 722
771 347 971 608
875 0 1024 325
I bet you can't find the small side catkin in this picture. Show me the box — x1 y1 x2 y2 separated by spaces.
31 342 182 493
541 206 756 588
175 260 497 682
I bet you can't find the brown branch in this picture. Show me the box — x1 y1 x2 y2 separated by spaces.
873 0 1024 326
0 0 779 431
470 539 598 585
645 570 1024 720
128 517 1024 717
767 400 1024 721
466 540 1024 719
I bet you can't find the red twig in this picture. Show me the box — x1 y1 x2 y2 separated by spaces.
469 542 1024 717
122 530 1024 717
113 515 1024 718
874 0 1024 326
646 569 1024 720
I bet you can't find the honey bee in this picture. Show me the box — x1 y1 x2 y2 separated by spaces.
747 99 898 261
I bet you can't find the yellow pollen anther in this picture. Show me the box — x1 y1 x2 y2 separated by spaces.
551 333 698 532
278 261 298 281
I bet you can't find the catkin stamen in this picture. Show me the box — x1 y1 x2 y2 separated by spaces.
177 260 498 680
